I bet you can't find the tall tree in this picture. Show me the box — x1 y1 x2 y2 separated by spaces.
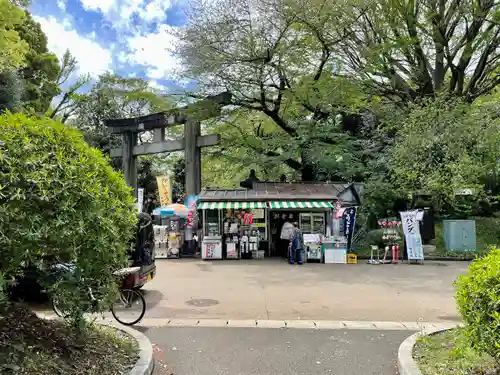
71 73 174 155
15 11 60 113
338 0 500 102
48 50 91 121
387 94 500 214
0 71 24 112
0 0 28 74
70 74 174 199
175 0 371 181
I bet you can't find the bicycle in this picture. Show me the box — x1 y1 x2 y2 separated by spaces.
51 264 146 326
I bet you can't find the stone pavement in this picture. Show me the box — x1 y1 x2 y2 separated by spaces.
142 258 468 322
144 326 414 375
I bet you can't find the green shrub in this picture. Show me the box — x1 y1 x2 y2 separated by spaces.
0 113 137 327
455 249 500 363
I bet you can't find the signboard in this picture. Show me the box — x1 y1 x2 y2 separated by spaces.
204 241 221 259
156 175 172 206
185 195 198 241
400 210 424 260
454 188 474 196
137 188 144 213
342 207 357 251
185 196 198 229
252 209 265 219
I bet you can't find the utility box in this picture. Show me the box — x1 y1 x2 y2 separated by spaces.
443 220 476 251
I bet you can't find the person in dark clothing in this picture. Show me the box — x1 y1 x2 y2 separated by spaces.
289 222 304 265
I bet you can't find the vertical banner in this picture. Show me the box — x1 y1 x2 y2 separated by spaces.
185 195 198 241
156 175 172 206
399 210 424 260
137 188 144 213
342 206 357 251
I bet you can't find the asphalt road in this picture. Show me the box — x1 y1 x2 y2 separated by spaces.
143 327 413 375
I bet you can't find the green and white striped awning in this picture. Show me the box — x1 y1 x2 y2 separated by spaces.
198 201 266 210
268 201 333 209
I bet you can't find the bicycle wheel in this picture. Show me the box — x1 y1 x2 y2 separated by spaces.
52 296 67 318
111 289 146 326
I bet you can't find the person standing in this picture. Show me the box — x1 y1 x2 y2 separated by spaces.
280 220 295 258
289 222 304 265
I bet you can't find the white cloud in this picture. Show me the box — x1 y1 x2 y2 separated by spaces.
79 0 172 27
148 79 167 91
57 0 66 11
34 15 113 77
139 0 173 22
125 24 181 81
79 0 115 13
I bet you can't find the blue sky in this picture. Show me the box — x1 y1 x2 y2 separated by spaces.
29 0 188 92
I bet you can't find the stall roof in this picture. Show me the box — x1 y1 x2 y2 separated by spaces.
199 182 359 202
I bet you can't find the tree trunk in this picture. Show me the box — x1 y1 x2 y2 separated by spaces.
301 162 316 181
300 150 316 181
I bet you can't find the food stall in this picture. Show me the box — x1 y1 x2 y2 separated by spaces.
152 204 186 259
198 182 363 262
198 201 267 260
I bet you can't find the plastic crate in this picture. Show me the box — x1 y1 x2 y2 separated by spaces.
347 253 357 264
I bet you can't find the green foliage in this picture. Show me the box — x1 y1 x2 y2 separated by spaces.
15 12 61 113
72 73 172 139
0 113 137 327
455 249 500 363
0 71 24 112
0 0 29 73
388 96 500 214
175 0 499 184
176 0 374 180
337 0 500 101
414 328 497 375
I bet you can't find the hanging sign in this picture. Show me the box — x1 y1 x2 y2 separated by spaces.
399 210 424 260
342 206 357 251
242 213 254 225
137 188 144 213
185 196 198 229
156 175 172 206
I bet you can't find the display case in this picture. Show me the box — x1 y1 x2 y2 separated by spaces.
251 208 267 240
312 214 325 234
204 209 221 236
300 213 325 234
222 208 267 240
299 214 312 233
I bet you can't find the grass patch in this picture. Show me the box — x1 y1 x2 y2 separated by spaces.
0 306 139 375
413 328 499 375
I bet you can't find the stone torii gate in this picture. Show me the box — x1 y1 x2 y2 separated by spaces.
105 92 231 198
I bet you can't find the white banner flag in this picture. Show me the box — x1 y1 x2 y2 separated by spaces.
137 188 144 213
399 210 424 260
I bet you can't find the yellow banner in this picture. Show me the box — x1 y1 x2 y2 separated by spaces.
157 175 172 206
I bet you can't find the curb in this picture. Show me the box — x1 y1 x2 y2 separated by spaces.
35 311 460 332
397 324 458 375
36 313 154 375
137 318 459 331
100 320 154 375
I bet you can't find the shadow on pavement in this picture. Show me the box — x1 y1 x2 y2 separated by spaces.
141 289 164 310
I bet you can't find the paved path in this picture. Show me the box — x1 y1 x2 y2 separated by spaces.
144 327 414 375
143 258 468 322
